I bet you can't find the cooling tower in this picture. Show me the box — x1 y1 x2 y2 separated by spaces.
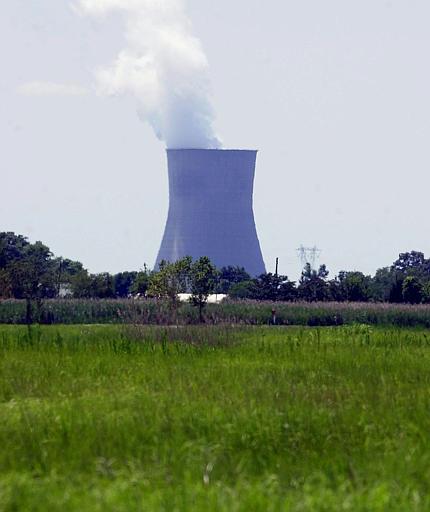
155 149 266 276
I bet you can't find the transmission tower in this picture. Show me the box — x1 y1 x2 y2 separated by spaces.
297 245 321 270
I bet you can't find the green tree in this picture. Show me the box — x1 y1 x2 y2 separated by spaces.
0 232 29 298
91 273 115 298
389 251 430 303
402 276 423 304
8 242 57 323
1 233 87 303
130 266 151 296
70 271 93 298
422 282 430 304
0 269 12 298
0 232 29 268
217 266 251 293
70 271 115 299
189 257 218 322
336 271 371 302
114 271 138 298
147 257 192 321
297 264 330 302
278 280 298 302
392 251 427 274
228 280 256 299
53 258 84 297
250 273 297 302
369 267 396 302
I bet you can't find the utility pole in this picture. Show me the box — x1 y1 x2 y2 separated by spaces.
275 257 279 277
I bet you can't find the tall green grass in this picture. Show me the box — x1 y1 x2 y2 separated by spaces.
1 324 430 510
3 299 430 327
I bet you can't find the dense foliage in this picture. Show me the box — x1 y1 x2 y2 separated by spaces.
2 232 430 307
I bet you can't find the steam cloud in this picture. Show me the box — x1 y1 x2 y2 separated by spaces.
77 0 221 149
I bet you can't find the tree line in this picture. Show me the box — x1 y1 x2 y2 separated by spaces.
2 232 430 310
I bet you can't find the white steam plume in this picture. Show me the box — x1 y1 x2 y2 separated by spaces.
76 0 221 149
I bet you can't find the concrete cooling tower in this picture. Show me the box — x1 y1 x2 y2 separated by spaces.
155 149 266 276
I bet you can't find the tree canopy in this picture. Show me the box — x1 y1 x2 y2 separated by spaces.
3 231 430 308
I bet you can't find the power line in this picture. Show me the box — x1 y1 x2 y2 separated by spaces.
296 245 321 270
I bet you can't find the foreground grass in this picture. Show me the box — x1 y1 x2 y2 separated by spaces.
1 324 430 511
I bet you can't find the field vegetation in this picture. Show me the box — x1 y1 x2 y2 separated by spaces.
3 299 430 328
1 324 430 510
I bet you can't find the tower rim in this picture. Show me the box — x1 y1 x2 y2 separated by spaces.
166 148 258 153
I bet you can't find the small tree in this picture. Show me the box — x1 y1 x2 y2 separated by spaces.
130 265 151 297
0 232 29 299
8 242 57 323
189 257 218 322
297 264 330 302
336 271 371 302
147 257 192 322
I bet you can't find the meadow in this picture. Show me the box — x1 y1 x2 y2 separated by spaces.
1 324 430 510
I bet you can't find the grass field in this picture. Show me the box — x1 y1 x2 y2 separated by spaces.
1 324 430 511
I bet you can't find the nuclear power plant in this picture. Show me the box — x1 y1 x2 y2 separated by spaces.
155 149 266 276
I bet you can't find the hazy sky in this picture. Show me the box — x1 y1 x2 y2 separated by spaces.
1 0 430 279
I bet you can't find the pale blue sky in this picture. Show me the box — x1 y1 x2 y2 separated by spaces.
1 1 430 279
